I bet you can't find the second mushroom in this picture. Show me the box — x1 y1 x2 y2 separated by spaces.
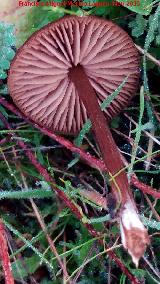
8 15 150 265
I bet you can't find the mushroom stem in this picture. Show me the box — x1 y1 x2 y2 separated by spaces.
69 65 132 205
69 66 150 266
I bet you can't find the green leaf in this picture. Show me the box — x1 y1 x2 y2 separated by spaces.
141 215 160 230
0 70 7 79
88 214 111 224
117 0 153 15
74 120 92 147
0 189 53 200
129 15 148 38
131 122 154 133
0 22 15 79
3 219 54 271
33 132 44 164
0 58 10 69
156 34 160 45
0 105 8 119
67 156 80 169
12 255 40 279
145 5 160 50
131 269 146 279
101 76 128 111
0 84 8 95
128 86 145 177
143 4 160 93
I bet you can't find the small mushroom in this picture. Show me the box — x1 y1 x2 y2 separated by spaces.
8 16 149 264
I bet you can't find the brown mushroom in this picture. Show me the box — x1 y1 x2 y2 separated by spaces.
8 15 138 201
8 15 149 265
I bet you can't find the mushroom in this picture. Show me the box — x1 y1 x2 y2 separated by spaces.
7 15 149 265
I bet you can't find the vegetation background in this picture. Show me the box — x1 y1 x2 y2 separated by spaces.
0 0 160 283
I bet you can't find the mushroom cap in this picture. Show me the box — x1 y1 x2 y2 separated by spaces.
8 16 139 134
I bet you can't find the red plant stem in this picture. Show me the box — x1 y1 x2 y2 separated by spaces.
0 220 15 284
0 137 8 145
1 97 160 200
0 112 141 284
69 65 132 204
131 175 160 199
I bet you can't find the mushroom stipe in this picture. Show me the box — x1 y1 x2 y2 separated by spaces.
8 15 149 265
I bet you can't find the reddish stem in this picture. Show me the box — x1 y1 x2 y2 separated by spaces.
131 175 160 199
69 65 131 204
0 137 9 145
0 220 15 284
